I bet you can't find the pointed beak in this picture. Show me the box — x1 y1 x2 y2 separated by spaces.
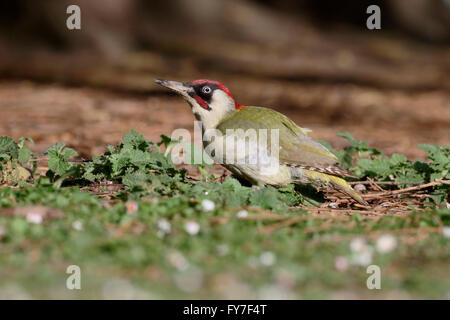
154 79 193 97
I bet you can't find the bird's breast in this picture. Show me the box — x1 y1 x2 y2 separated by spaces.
202 131 292 186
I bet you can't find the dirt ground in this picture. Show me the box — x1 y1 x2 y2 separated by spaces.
1 79 448 161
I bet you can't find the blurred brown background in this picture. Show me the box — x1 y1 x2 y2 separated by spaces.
0 0 449 159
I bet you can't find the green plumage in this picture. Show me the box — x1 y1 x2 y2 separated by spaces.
216 106 368 205
217 106 337 168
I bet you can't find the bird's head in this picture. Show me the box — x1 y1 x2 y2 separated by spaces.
155 79 244 129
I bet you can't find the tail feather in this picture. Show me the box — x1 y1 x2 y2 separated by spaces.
329 176 369 206
288 163 358 178
295 169 368 206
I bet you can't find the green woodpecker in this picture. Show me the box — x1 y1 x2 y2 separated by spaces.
155 78 368 206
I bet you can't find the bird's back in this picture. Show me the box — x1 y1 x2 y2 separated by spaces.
216 106 339 168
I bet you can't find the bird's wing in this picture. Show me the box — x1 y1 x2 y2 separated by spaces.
216 106 356 178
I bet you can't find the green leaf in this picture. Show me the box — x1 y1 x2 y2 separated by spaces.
0 136 18 158
128 150 151 167
45 142 66 154
122 129 150 152
45 143 79 182
122 171 149 188
61 147 78 159
0 154 9 162
17 137 34 149
18 146 31 165
337 131 357 144
389 153 407 165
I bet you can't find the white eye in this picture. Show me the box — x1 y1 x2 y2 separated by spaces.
202 86 211 94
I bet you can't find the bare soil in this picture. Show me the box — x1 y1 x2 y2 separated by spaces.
1 80 448 161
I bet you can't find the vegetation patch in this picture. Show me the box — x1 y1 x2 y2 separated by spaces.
0 131 449 299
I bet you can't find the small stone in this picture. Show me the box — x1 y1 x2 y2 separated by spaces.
376 234 397 253
335 256 349 272
26 212 43 224
201 199 215 212
185 221 200 235
236 210 248 219
72 220 83 231
442 227 450 238
354 184 366 192
260 251 276 267
352 249 373 266
350 237 367 253
157 219 171 234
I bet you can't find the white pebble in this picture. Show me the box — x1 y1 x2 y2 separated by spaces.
201 199 215 212
157 219 171 234
335 256 349 272
185 221 200 235
351 248 373 266
442 227 450 238
72 220 83 231
350 237 367 253
26 212 43 224
376 234 397 253
236 210 248 219
349 237 374 266
260 251 276 267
